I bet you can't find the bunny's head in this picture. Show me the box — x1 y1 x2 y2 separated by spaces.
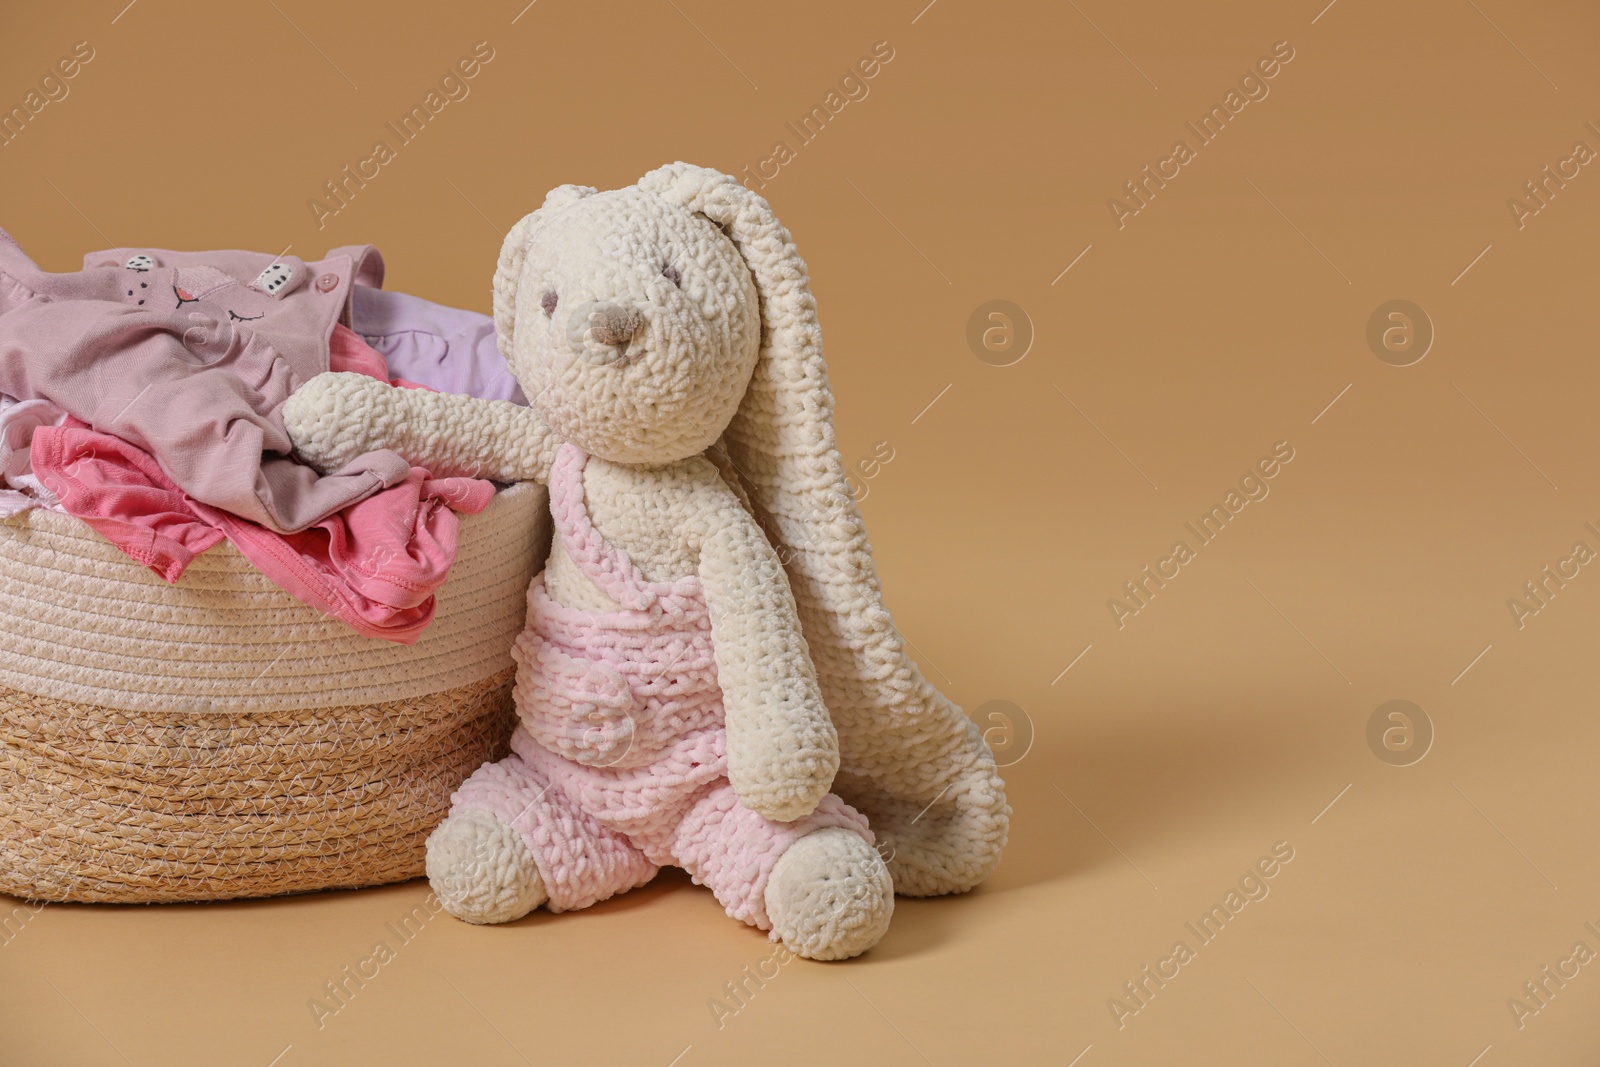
493 169 762 466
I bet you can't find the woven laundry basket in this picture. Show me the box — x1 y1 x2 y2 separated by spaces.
0 482 550 904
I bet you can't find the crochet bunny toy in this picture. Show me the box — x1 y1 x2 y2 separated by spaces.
283 162 1008 960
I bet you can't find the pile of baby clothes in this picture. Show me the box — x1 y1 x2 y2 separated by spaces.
0 231 525 643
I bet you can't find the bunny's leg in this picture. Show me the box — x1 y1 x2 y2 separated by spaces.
427 754 657 924
764 825 896 961
670 783 893 960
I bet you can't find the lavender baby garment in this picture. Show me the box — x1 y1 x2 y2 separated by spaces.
351 286 527 404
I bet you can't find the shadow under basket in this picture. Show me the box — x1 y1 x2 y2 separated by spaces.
0 482 550 904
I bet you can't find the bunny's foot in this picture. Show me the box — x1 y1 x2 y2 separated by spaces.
764 826 894 961
425 809 548 924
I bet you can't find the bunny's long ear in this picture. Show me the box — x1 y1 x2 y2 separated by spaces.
493 184 597 366
639 162 1009 896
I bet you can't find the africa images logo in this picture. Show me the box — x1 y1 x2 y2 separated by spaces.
1107 441 1296 629
1105 40 1297 230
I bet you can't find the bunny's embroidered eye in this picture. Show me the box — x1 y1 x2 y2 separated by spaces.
662 265 682 288
540 290 558 316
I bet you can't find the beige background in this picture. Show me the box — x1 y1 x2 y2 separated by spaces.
4 0 1600 1063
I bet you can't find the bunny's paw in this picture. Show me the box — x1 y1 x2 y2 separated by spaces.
282 371 396 474
425 809 547 924
764 827 893 960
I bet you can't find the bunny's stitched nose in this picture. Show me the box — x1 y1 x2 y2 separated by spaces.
582 302 644 346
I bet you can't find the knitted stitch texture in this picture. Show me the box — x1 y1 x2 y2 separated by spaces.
452 444 869 924
284 163 1009 954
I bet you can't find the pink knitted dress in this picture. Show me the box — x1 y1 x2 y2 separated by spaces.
449 444 872 927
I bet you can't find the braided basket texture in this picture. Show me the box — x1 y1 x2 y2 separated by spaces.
0 482 549 903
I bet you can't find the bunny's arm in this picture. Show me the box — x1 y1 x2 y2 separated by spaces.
282 371 558 484
697 483 840 822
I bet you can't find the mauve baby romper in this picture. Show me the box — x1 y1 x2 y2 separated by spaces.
450 444 873 928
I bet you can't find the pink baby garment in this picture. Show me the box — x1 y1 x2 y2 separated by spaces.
27 328 494 642
449 444 872 927
30 424 491 642
0 230 411 534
